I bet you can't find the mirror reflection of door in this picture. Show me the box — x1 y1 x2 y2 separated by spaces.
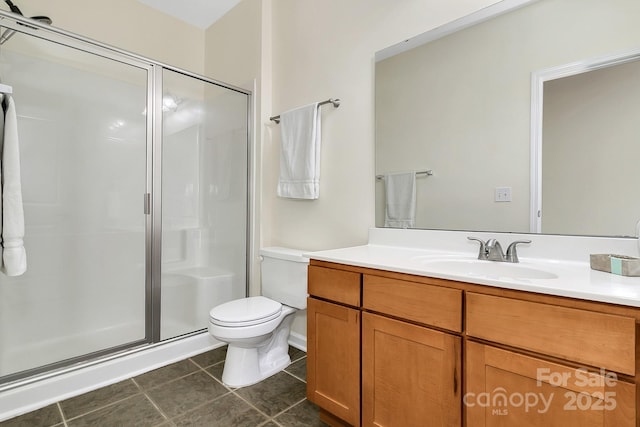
535 57 640 237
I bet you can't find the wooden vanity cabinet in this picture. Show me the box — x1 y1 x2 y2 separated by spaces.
361 274 463 427
307 265 362 426
465 341 636 427
307 260 640 427
465 292 637 427
466 292 636 375
307 297 360 426
362 311 461 426
307 261 463 427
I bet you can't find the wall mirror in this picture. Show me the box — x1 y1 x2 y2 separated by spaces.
375 0 640 237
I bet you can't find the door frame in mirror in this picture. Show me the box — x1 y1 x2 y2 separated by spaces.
530 47 640 233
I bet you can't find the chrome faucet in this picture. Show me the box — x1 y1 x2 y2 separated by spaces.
467 237 531 263
485 239 505 262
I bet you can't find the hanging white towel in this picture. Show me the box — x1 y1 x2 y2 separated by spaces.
384 171 416 229
0 94 26 276
277 102 322 199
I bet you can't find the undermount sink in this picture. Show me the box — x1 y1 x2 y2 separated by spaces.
413 257 558 280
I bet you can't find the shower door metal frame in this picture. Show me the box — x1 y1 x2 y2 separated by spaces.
0 9 253 389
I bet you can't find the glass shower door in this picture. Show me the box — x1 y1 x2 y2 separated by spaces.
0 33 149 379
160 69 248 340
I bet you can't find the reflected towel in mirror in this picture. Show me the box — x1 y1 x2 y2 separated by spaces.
384 171 416 229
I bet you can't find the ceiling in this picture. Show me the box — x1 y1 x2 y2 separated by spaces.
136 0 241 29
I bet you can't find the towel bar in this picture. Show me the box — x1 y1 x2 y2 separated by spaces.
376 170 433 180
270 98 340 124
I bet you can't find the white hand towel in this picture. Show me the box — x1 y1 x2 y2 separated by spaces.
277 102 321 199
384 171 416 229
0 94 26 276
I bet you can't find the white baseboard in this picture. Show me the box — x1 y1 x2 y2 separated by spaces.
288 331 307 353
0 333 222 422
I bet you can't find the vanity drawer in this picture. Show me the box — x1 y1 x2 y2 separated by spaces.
308 265 361 307
363 275 462 332
466 293 636 375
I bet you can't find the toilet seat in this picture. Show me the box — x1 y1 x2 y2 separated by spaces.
209 296 282 327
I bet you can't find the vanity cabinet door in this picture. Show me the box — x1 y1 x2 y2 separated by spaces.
307 297 361 427
465 341 636 427
362 312 462 427
466 293 636 375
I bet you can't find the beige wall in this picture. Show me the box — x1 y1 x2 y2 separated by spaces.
3 0 205 73
265 0 501 252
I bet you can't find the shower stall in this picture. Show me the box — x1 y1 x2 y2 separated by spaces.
0 12 250 387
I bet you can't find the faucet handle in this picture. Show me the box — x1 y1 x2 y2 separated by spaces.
467 237 488 260
505 240 532 263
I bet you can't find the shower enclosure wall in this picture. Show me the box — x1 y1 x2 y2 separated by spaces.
0 12 250 386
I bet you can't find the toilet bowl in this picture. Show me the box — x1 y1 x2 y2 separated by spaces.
208 247 308 387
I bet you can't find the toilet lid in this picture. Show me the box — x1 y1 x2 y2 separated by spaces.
209 296 282 327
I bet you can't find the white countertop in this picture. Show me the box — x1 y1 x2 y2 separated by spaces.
306 228 640 308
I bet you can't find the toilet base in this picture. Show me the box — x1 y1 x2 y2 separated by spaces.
220 311 295 388
222 346 291 388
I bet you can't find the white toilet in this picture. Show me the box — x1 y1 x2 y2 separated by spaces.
208 247 309 387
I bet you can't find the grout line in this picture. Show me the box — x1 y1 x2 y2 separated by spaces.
137 368 207 393
269 396 307 421
62 392 143 423
138 370 233 422
199 364 233 392
163 391 233 425
289 353 306 363
193 359 225 376
282 366 307 383
229 389 275 422
55 402 68 427
130 377 143 391
141 392 173 423
186 358 201 369
133 357 208 392
189 357 225 370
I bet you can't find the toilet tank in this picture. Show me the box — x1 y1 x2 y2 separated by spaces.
260 247 309 309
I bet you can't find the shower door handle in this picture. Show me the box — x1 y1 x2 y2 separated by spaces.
143 193 151 215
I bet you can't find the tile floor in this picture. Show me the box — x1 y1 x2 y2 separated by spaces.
0 346 328 427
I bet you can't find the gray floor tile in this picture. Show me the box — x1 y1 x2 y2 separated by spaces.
0 404 63 427
66 394 165 427
284 357 306 381
134 359 200 390
173 393 268 427
146 371 229 418
60 379 140 419
236 371 307 417
7 348 320 427
275 399 329 427
190 345 228 368
205 362 225 382
288 346 305 363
